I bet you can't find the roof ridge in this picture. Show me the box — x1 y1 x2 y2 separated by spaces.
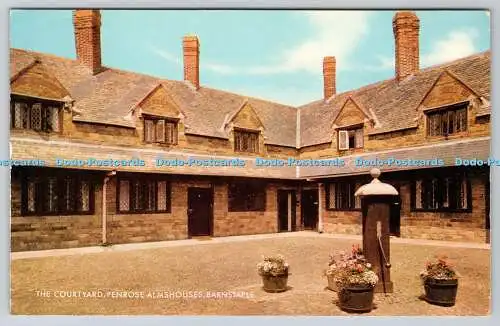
298 49 490 110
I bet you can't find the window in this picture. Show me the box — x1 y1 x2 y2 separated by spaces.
325 181 362 210
144 117 178 145
10 96 60 132
234 130 259 153
412 173 470 211
338 127 363 150
117 177 170 213
427 102 468 136
21 174 93 216
228 181 266 211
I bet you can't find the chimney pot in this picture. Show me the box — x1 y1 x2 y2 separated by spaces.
73 9 102 75
183 35 200 90
323 56 336 100
393 11 420 81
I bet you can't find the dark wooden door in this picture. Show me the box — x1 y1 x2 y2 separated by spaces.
187 187 213 237
301 189 318 230
278 190 297 232
389 186 401 236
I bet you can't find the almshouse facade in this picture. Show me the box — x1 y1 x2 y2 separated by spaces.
10 10 491 251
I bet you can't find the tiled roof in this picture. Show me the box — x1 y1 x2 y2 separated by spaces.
10 48 490 149
299 137 491 178
10 137 297 179
299 51 491 147
9 48 298 147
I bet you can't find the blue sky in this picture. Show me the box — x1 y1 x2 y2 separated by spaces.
10 10 490 106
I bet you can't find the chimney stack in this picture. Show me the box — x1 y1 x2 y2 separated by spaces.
183 35 200 90
73 9 102 75
393 11 420 81
323 56 336 100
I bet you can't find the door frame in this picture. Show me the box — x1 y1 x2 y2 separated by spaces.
389 187 401 237
277 189 297 232
301 189 319 230
187 187 214 237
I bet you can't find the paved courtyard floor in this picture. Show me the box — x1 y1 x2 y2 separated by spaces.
11 233 490 315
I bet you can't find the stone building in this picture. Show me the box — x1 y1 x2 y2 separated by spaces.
9 10 491 251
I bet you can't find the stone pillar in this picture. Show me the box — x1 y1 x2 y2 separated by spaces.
355 168 398 293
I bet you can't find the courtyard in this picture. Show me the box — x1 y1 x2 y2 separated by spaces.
10 233 490 315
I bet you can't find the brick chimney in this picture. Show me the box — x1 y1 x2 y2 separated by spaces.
73 9 102 75
392 11 420 81
323 56 336 100
183 35 200 89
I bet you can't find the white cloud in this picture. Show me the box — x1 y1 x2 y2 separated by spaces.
271 11 372 74
151 11 372 76
151 46 180 64
359 28 479 72
421 29 478 67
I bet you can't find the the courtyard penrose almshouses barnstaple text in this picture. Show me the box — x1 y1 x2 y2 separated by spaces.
9 10 491 251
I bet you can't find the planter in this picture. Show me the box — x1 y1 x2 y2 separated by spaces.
327 274 338 292
337 284 375 313
424 278 458 307
261 274 288 293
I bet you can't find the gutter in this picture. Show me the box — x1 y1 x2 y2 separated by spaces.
102 170 117 245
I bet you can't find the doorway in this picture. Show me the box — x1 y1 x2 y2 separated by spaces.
301 189 318 230
389 185 401 236
187 187 213 237
278 190 296 232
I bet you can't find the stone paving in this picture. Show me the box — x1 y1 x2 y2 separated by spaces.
11 233 490 315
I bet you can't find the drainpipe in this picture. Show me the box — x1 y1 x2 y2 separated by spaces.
102 170 116 245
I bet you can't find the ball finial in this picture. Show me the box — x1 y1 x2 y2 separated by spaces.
370 168 381 179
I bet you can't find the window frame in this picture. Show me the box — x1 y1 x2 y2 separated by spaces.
228 180 266 212
337 125 364 151
20 170 95 216
325 180 363 211
410 172 472 213
10 94 62 133
116 175 171 214
233 128 260 154
143 115 178 145
425 102 468 137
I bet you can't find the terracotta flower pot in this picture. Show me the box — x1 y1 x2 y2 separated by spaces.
424 278 458 307
261 274 288 293
337 284 375 313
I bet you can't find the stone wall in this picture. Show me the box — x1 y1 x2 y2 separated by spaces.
318 169 489 243
10 171 292 251
10 171 102 251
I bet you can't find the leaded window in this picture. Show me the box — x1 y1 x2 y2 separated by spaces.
326 181 362 210
426 102 468 136
21 173 93 216
228 181 266 211
10 96 61 133
234 130 259 153
144 116 178 145
412 173 471 211
117 177 171 213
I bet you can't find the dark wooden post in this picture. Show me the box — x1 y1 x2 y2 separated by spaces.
355 169 398 293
